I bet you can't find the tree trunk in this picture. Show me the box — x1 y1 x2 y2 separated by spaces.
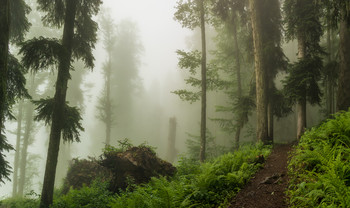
198 0 207 162
233 19 243 150
326 15 335 116
166 117 177 163
249 0 268 144
18 78 35 196
337 9 350 112
40 1 77 207
268 98 274 141
12 101 23 196
105 54 112 145
296 33 307 140
17 102 34 196
296 99 306 139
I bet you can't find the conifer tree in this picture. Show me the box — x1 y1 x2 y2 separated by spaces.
19 0 101 207
283 0 323 139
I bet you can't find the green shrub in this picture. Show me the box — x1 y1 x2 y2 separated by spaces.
288 110 350 207
51 180 114 208
0 196 39 208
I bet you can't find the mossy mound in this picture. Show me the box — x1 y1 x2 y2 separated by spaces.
63 145 176 193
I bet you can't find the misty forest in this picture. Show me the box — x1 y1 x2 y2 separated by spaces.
1 0 350 207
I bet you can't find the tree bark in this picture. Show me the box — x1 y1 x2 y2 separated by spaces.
249 0 268 144
40 1 77 207
12 101 23 196
337 9 350 112
326 14 335 116
233 19 243 149
166 117 177 163
296 33 307 140
105 52 112 145
198 0 207 162
18 78 35 196
268 96 274 141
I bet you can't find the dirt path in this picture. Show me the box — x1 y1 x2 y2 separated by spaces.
227 143 293 208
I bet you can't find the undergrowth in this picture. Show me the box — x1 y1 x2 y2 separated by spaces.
110 142 270 208
288 110 350 207
0 142 270 208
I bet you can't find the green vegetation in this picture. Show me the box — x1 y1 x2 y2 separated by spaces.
288 110 350 207
109 143 270 208
0 143 270 208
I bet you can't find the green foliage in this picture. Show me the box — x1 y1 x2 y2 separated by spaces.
33 98 84 142
174 0 209 29
109 143 271 208
19 37 64 72
6 54 30 120
185 130 229 160
283 56 323 104
172 50 223 103
9 0 31 43
52 181 114 208
0 133 13 184
0 196 39 208
287 110 350 207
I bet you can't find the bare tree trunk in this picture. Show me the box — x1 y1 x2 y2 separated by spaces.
12 101 23 196
296 33 307 140
40 1 77 207
337 9 350 112
17 101 34 196
18 78 35 196
198 0 207 162
167 117 177 163
233 18 243 149
105 56 112 145
249 0 268 143
268 98 274 141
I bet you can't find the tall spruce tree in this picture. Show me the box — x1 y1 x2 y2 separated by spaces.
283 0 323 139
97 12 116 145
19 0 101 207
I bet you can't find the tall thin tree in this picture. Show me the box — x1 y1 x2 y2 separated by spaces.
174 0 208 162
20 0 101 206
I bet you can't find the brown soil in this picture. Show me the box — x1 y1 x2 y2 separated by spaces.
227 143 293 208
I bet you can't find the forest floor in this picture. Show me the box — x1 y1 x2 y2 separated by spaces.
227 143 294 208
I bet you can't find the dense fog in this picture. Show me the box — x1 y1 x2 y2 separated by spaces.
0 0 327 198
